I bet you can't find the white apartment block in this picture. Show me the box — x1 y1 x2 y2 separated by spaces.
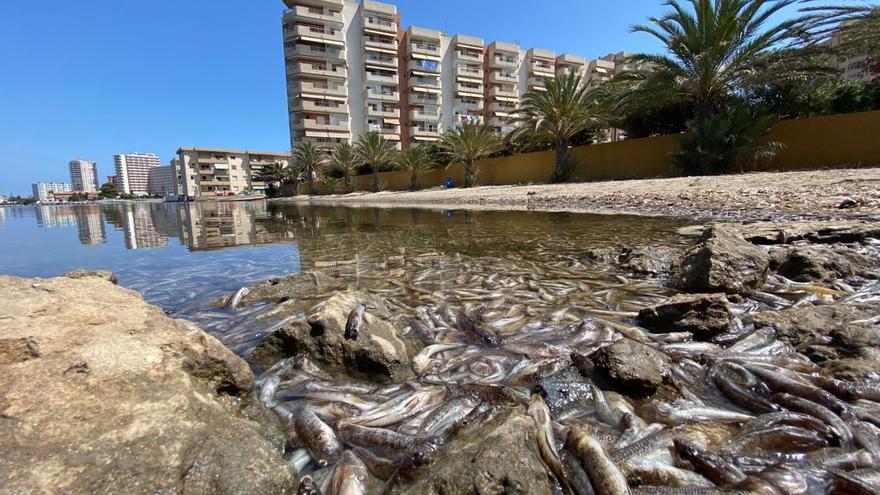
282 0 622 148
174 147 291 199
114 153 161 196
32 182 71 202
826 26 875 81
69 160 99 193
148 165 175 196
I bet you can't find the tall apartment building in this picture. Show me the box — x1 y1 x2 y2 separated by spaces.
69 160 99 193
556 54 587 77
114 153 161 196
282 0 602 148
826 24 876 80
174 147 290 199
32 182 71 202
148 166 175 196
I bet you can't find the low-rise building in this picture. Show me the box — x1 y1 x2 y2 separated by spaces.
174 147 291 199
32 182 72 202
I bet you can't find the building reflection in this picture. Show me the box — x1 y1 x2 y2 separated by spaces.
75 206 107 246
178 201 290 251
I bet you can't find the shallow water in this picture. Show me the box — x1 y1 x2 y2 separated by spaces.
0 202 692 354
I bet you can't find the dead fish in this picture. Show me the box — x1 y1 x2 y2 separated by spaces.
674 438 747 486
229 286 250 310
568 426 631 495
349 389 444 427
295 406 342 466
528 394 570 491
329 450 369 495
456 311 502 347
641 400 754 425
298 475 319 495
345 304 366 341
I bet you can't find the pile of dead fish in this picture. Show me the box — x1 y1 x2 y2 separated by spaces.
243 240 880 494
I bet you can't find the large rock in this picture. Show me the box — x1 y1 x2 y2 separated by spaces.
62 269 120 285
637 293 732 340
396 408 553 495
0 275 295 494
777 245 878 282
249 291 419 382
238 271 343 306
672 225 770 294
592 339 670 396
752 302 878 349
583 246 679 278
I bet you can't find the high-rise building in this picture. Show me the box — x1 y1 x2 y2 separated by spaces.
69 160 99 193
826 23 876 80
114 153 161 196
148 166 175 196
175 148 291 199
32 182 72 202
281 0 601 149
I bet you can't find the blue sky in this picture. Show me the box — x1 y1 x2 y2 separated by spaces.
0 0 814 196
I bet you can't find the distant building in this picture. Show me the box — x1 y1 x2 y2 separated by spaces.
114 153 161 196
69 160 99 193
32 182 72 202
148 166 175 196
826 23 876 80
175 148 290 199
53 191 100 202
106 175 118 186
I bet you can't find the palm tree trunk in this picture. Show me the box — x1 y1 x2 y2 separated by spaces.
554 138 569 182
307 166 316 196
464 159 475 188
410 172 418 191
372 165 379 193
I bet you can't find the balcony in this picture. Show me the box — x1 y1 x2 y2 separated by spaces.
290 99 349 114
456 66 484 79
411 109 441 121
411 127 441 138
286 5 344 25
409 60 440 73
489 102 516 113
410 77 440 89
364 37 398 51
491 56 518 69
289 24 344 43
298 119 350 132
364 55 398 68
370 124 401 135
364 16 397 34
366 106 400 118
528 77 548 90
284 0 344 7
366 90 399 102
365 71 399 84
287 44 344 60
411 42 440 57
289 62 347 79
489 87 518 98
456 51 483 63
530 63 555 76
292 81 347 97
409 93 439 106
456 83 483 95
489 71 517 83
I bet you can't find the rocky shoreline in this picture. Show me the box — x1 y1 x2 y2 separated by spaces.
2 217 879 494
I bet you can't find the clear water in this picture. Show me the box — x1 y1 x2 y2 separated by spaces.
0 202 693 355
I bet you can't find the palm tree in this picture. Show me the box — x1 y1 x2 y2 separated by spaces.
437 123 502 188
508 72 603 182
293 142 327 196
329 142 360 193
395 145 434 190
355 132 397 192
256 161 288 197
617 0 817 121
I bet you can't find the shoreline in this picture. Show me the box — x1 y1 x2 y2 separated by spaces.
274 168 880 223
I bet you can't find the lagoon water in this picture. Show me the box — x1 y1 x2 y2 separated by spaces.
0 202 692 354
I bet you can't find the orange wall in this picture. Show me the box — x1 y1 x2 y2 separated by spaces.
302 110 880 194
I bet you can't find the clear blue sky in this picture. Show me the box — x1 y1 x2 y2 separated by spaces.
0 0 812 196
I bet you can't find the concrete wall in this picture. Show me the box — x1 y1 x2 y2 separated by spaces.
300 110 880 194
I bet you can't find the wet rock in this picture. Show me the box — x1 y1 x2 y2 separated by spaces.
752 302 878 348
822 358 880 381
396 408 553 495
582 247 618 264
740 221 880 245
672 225 770 295
239 270 343 306
831 325 880 359
0 275 295 494
776 245 878 282
534 366 593 416
592 339 670 396
619 246 679 277
249 291 419 382
637 293 732 341
62 268 119 285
